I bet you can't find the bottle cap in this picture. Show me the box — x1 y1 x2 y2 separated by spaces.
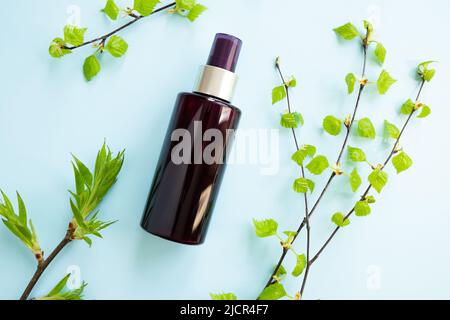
206 33 242 73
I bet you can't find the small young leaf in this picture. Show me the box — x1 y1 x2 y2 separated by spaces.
275 265 287 278
64 25 87 46
417 105 431 118
418 61 436 82
377 70 396 95
176 0 196 10
134 0 160 16
384 120 400 139
349 168 362 192
258 283 287 300
49 38 72 58
368 169 388 193
355 201 371 217
374 42 386 65
400 99 415 115
292 254 307 277
293 178 308 193
392 152 413 174
291 145 316 166
345 73 357 94
366 195 376 204
333 23 360 40
284 76 297 88
332 212 350 227
323 115 342 136
280 112 303 129
102 0 120 20
306 155 329 175
272 85 286 105
48 274 71 296
105 36 128 58
253 219 278 238
187 4 207 22
357 118 376 139
83 55 101 81
210 293 237 300
347 146 366 162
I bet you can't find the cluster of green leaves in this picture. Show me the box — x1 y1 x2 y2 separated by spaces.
169 0 208 22
334 21 396 97
0 192 42 260
272 72 304 129
70 144 124 246
250 219 306 300
37 274 87 300
210 292 237 300
49 0 206 81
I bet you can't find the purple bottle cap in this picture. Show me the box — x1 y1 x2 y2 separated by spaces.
206 33 242 73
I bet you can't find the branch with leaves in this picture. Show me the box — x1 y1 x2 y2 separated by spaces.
0 143 124 300
49 0 207 81
210 20 435 301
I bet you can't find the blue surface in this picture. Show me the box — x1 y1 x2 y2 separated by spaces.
0 0 449 300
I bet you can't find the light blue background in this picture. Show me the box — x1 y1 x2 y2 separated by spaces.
1 0 449 300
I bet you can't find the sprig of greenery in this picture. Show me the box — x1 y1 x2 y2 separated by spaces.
49 1 207 81
0 192 42 263
212 20 434 300
36 274 87 300
2 143 125 300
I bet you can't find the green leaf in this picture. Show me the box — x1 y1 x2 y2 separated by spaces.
176 0 196 10
83 55 101 81
374 42 386 65
49 38 71 58
48 274 71 296
72 156 93 188
332 212 350 227
253 219 278 238
368 169 388 193
134 0 160 16
323 115 342 136
366 195 376 204
293 178 314 194
280 112 303 128
348 146 366 162
105 35 128 58
292 254 307 277
392 152 413 174
258 283 287 300
275 265 287 278
345 73 357 94
210 293 237 300
16 193 27 226
349 168 362 192
384 120 400 139
400 99 415 115
187 4 207 22
417 105 431 118
357 118 376 139
355 201 371 217
306 155 329 175
284 76 297 88
418 61 437 82
64 25 87 46
333 23 360 40
291 145 316 166
272 85 286 105
377 70 396 95
102 0 120 20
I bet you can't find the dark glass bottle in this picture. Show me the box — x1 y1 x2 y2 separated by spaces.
140 34 243 245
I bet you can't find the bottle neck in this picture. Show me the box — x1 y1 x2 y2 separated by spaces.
194 65 237 103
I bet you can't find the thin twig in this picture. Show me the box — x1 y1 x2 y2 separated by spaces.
262 64 310 289
64 2 176 50
309 79 426 269
19 224 74 300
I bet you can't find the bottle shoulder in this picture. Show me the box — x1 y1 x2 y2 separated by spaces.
177 92 242 115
